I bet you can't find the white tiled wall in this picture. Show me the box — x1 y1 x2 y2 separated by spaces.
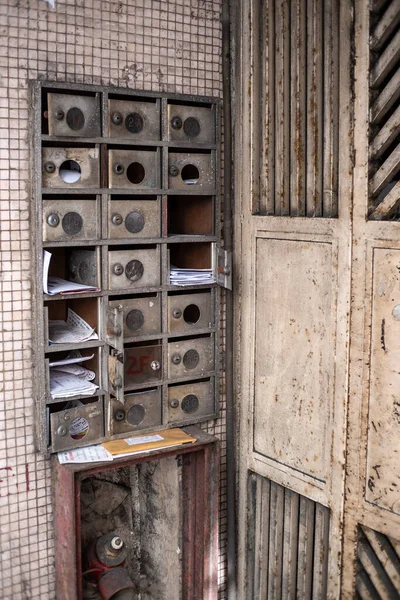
0 1 226 598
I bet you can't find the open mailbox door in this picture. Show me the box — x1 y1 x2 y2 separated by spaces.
106 303 124 404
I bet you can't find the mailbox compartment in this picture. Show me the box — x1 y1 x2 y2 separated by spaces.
44 246 101 291
47 93 101 137
108 246 160 290
108 98 160 140
168 151 215 192
49 398 104 452
45 297 100 345
168 334 214 379
168 103 215 144
43 196 99 242
168 195 214 236
110 388 162 435
108 196 160 239
108 148 160 189
167 378 214 424
168 291 212 333
42 146 100 188
109 294 161 338
124 342 162 389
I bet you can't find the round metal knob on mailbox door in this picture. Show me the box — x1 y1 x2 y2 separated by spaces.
66 107 85 131
112 375 123 389
47 213 60 227
183 349 200 370
62 212 83 236
113 263 124 276
171 353 181 365
44 162 56 174
127 404 146 426
181 394 200 414
151 361 161 371
125 210 145 234
113 163 125 175
114 409 125 421
169 165 179 177
111 213 123 226
125 112 144 134
172 308 182 319
125 259 144 282
171 116 182 130
126 309 144 332
184 117 201 138
56 425 67 437
170 399 179 409
111 112 123 125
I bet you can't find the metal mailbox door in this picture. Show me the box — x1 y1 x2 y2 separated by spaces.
110 388 162 435
167 379 214 424
108 99 160 141
108 198 160 239
50 401 103 452
43 198 99 242
42 147 100 188
47 93 101 137
124 344 162 388
168 104 215 144
109 296 161 338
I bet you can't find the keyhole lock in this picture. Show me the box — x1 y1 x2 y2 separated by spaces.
112 213 123 226
171 116 182 130
55 109 65 121
171 353 181 365
113 263 124 276
169 165 179 177
44 161 56 173
172 308 182 319
56 425 67 437
113 163 125 175
170 399 179 409
47 213 60 227
111 112 123 125
114 409 125 421
151 361 161 371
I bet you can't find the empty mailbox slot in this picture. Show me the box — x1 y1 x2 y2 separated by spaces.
168 100 215 144
168 196 214 236
43 90 101 137
123 341 162 390
42 144 100 189
169 243 212 269
168 334 214 379
108 245 160 291
48 396 104 452
43 195 99 242
108 96 160 140
168 290 212 332
108 147 160 189
44 246 100 291
167 377 214 423
108 195 160 239
109 293 161 338
110 387 162 434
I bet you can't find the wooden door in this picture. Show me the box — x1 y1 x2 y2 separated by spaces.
234 1 353 597
234 1 400 597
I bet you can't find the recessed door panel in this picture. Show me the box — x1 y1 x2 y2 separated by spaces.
366 248 400 514
253 238 334 481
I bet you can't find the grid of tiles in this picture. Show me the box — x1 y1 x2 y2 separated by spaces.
0 0 225 598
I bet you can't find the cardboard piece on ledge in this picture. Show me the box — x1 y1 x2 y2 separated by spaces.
102 428 197 457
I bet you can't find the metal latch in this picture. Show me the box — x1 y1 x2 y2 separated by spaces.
214 245 232 290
